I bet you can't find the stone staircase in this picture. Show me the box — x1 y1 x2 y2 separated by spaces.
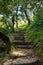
14 29 31 49
3 29 40 65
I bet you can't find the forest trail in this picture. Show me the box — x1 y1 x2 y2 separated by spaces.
0 29 40 65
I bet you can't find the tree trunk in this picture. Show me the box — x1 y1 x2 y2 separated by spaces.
23 0 31 24
24 10 30 24
12 15 14 32
16 5 18 28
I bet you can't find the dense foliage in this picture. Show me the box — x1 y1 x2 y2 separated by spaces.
0 0 42 33
26 8 43 56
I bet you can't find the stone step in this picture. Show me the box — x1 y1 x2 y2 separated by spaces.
3 48 40 65
13 41 30 45
15 30 25 34
14 29 25 32
3 57 40 65
15 38 24 41
14 34 25 40
14 40 24 43
15 34 25 37
14 34 24 36
12 58 40 65
15 35 24 37
15 45 31 49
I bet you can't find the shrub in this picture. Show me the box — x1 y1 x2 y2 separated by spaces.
26 8 43 56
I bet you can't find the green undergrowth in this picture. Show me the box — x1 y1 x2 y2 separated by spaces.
26 21 43 56
26 8 43 57
0 53 5 60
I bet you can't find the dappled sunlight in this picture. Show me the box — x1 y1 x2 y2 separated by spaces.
30 14 34 21
18 20 28 28
0 22 6 28
12 51 26 56
0 22 3 26
11 49 34 57
14 20 28 29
